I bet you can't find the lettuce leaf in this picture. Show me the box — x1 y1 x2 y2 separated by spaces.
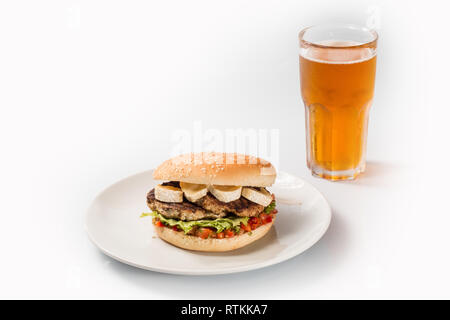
264 200 276 214
141 211 249 234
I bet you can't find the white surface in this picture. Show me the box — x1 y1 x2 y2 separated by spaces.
86 170 331 275
0 0 449 299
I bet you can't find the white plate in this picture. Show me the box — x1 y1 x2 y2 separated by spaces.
85 170 332 275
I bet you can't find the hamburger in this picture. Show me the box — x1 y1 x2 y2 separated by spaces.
142 152 278 252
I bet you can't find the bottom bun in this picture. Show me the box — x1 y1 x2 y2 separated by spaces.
154 219 275 252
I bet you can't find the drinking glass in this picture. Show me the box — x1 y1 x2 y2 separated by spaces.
299 24 378 180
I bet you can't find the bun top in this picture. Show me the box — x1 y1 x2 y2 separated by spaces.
153 152 276 187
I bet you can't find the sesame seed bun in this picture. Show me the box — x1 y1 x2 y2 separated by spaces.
153 152 276 187
154 219 275 252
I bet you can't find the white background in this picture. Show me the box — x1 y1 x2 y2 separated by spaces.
1 0 449 299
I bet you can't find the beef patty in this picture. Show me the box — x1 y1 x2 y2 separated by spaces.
147 189 226 221
194 193 264 217
147 181 265 221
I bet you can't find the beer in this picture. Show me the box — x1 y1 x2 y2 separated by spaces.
299 29 377 180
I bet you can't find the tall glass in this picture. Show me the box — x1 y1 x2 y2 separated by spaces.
299 25 378 181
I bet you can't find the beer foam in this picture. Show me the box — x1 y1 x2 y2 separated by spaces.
300 40 375 64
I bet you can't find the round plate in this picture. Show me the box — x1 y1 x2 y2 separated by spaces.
85 170 332 275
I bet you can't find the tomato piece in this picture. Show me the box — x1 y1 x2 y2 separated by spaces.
196 227 214 239
249 217 261 230
216 232 225 239
240 222 252 232
249 217 260 224
172 226 179 231
271 209 278 214
259 213 273 224
155 221 164 227
224 229 235 238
